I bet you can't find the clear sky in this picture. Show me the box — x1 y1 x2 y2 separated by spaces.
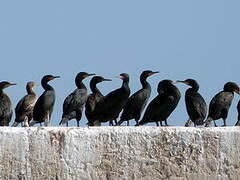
0 0 239 127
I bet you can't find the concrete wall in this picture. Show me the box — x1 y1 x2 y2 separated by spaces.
0 127 239 180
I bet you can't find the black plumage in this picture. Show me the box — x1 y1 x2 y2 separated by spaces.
93 73 130 126
177 79 207 127
236 100 240 126
59 72 95 127
30 75 60 126
205 82 240 127
0 81 16 126
117 70 158 126
85 76 111 126
138 80 181 126
12 82 37 127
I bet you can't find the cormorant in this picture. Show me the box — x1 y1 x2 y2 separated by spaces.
85 76 111 126
205 82 240 127
0 81 16 126
93 73 130 126
236 100 240 126
117 70 158 126
30 75 60 126
138 80 181 126
12 82 37 127
59 72 95 127
177 79 207 127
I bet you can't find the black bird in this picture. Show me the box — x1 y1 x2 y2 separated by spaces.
85 76 111 126
117 70 158 126
205 82 240 127
93 73 130 126
59 72 95 127
138 80 181 126
12 82 37 127
236 100 240 126
177 79 207 127
30 75 60 126
0 81 16 126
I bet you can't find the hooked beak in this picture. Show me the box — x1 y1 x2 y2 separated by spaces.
53 76 60 79
149 71 159 76
176 80 188 85
9 83 17 86
103 78 112 81
88 73 96 76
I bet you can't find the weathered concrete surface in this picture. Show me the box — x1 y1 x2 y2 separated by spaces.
0 127 240 180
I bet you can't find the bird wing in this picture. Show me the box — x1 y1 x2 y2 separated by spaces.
209 91 233 119
186 92 207 120
16 95 37 117
121 89 150 120
33 91 55 122
0 94 12 125
140 96 161 124
62 89 88 115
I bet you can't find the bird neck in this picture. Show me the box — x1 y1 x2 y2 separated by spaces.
76 82 87 90
42 81 54 91
189 84 199 92
121 79 130 91
90 82 101 95
140 77 150 89
27 86 36 95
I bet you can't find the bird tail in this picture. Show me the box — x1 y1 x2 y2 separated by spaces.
137 119 145 126
59 116 69 125
204 117 213 127
116 119 124 126
235 117 240 126
12 121 19 127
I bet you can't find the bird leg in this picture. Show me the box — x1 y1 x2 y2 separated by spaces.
77 120 80 127
185 119 192 127
109 120 114 126
222 119 227 127
164 119 169 126
127 120 129 126
44 112 50 127
156 121 159 126
160 121 163 126
66 122 69 127
214 120 217 127
114 119 118 126
23 117 29 127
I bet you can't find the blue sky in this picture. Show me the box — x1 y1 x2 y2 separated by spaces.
0 0 239 126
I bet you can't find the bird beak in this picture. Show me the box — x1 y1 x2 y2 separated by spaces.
9 83 17 86
88 73 96 76
103 78 112 81
53 76 60 79
149 71 159 76
176 80 188 85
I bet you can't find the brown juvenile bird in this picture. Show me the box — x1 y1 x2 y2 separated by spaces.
0 81 16 126
12 82 37 127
